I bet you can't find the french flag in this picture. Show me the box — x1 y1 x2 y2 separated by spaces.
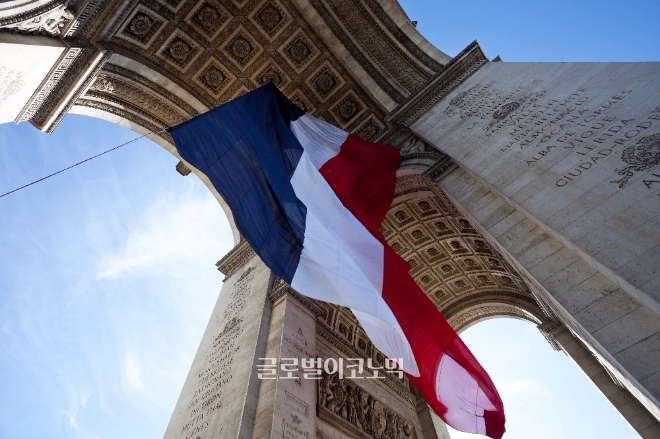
169 84 506 438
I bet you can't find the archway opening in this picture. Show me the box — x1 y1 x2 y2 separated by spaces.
447 317 638 439
0 114 233 438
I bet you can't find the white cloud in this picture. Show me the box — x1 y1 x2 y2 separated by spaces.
94 186 233 280
123 351 143 390
499 378 553 398
62 394 102 439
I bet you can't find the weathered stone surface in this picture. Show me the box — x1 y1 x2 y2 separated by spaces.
2 0 659 434
0 33 65 123
409 62 660 428
162 251 272 439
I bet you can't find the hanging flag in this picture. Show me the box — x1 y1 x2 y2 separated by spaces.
168 84 505 439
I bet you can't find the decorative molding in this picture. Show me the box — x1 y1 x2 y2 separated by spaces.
322 0 432 93
448 304 541 332
0 0 68 26
44 49 112 133
76 97 159 129
268 277 327 317
175 160 191 176
17 45 99 130
392 174 431 199
91 0 386 131
421 156 456 181
361 0 443 72
88 74 187 126
65 0 102 36
314 307 413 403
307 0 405 104
215 241 256 278
384 41 488 127
101 63 198 115
0 3 74 35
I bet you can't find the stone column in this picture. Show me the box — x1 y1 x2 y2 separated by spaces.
252 281 324 439
379 41 660 425
163 242 273 439
546 323 660 438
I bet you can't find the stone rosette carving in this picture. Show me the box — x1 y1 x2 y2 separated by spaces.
252 1 288 38
318 372 415 439
223 29 261 69
121 10 163 45
288 90 313 113
308 64 342 102
332 92 364 125
611 133 660 188
280 30 318 71
198 63 230 93
255 62 288 88
190 2 227 38
160 34 200 69
355 117 384 141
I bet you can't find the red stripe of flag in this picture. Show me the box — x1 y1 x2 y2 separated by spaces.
319 134 506 439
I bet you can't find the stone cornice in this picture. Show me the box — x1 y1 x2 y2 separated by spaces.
315 322 415 404
383 40 488 128
268 279 327 317
215 240 256 279
421 155 456 181
0 0 67 26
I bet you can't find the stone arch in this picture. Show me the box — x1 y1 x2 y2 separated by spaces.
382 170 555 327
0 0 453 241
448 302 542 334
2 0 659 436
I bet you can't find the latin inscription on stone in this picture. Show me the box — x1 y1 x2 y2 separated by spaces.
432 64 660 195
180 268 252 438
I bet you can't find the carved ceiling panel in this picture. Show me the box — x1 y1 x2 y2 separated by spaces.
75 0 411 137
55 0 452 142
380 174 551 327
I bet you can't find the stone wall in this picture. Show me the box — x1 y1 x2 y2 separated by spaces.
410 61 660 424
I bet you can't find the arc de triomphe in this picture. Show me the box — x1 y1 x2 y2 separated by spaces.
1 0 660 438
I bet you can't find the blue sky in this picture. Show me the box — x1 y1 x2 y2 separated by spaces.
1 1 659 439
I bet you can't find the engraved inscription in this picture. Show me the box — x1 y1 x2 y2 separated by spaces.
181 267 254 438
447 81 660 190
283 418 308 439
0 68 25 106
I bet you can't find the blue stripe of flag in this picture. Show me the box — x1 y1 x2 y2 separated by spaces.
169 84 306 282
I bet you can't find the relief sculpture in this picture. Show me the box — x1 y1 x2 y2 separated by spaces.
611 132 660 187
318 372 414 439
